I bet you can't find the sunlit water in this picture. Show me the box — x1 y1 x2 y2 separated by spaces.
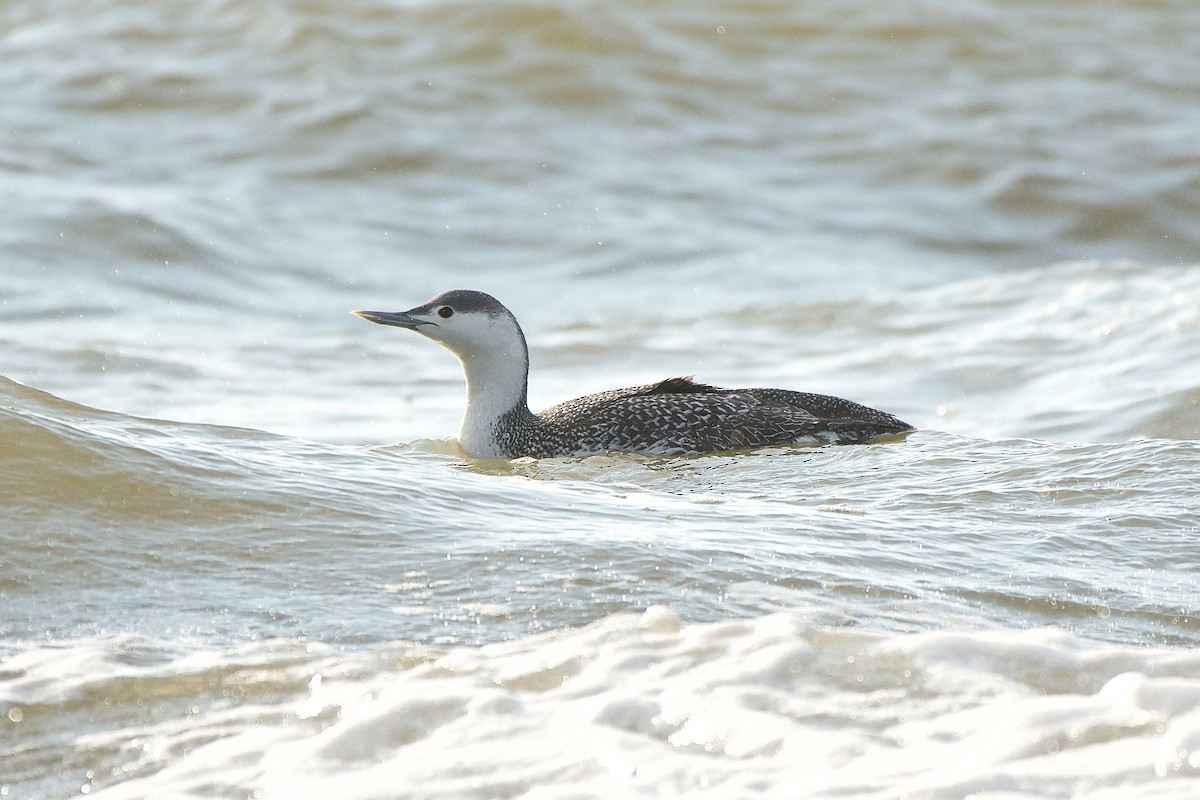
3 0 1200 797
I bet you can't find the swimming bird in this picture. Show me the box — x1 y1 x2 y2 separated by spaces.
353 290 913 458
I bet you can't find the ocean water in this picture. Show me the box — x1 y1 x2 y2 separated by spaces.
3 0 1200 797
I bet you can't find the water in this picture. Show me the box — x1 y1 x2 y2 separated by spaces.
3 0 1200 797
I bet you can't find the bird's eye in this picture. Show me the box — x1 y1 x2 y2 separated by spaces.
438 306 454 319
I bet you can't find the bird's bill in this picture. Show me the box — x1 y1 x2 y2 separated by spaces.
351 309 433 329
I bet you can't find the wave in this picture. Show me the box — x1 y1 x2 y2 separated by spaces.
5 608 1200 799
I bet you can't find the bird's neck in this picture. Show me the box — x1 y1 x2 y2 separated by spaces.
455 345 534 458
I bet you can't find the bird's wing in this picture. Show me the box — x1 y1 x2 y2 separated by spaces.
542 388 822 454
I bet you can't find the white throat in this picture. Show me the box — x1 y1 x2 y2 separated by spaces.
452 339 530 458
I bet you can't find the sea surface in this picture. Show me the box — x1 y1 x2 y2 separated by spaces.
3 1 1200 798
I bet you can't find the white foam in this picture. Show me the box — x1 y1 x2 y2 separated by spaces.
18 611 1199 799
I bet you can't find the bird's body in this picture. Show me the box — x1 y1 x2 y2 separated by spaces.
354 290 913 459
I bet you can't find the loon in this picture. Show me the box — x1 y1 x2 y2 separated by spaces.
353 289 913 459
